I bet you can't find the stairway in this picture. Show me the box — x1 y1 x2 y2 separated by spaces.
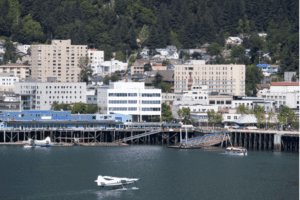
182 131 227 147
116 130 161 143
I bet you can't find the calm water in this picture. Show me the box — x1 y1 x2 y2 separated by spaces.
0 145 298 200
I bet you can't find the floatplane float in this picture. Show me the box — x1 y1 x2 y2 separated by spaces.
23 136 53 148
95 175 140 190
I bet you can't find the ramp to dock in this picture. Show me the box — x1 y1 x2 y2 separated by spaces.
182 131 228 146
116 130 161 143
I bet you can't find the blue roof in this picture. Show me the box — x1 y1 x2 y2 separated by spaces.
266 69 277 73
257 64 270 68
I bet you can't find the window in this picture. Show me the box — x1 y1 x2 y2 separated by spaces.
227 116 231 119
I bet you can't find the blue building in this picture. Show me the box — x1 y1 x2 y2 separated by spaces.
0 110 132 130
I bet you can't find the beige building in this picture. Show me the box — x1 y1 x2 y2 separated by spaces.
131 62 144 74
88 49 104 64
174 64 245 96
31 39 88 82
0 64 31 79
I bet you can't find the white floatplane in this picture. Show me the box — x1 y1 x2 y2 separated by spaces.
23 136 53 147
226 147 247 156
95 175 140 190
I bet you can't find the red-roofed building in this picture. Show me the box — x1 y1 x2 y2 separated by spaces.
270 82 299 86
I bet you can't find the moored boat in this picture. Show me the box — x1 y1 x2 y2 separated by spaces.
226 147 247 155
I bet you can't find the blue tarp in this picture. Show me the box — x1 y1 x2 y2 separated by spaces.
257 64 270 68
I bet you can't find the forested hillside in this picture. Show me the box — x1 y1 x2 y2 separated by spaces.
0 0 298 71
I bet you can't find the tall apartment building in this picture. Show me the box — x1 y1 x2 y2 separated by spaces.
174 64 245 96
88 49 104 64
31 39 87 82
97 81 161 122
0 64 31 79
15 80 86 110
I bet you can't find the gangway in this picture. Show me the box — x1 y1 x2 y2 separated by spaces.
181 131 231 147
116 129 161 143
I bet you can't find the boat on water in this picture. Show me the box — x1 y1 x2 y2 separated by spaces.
23 136 53 147
226 147 247 156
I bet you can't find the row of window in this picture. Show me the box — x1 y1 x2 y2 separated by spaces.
142 108 160 111
209 100 232 105
141 93 161 97
108 93 138 97
108 107 137 111
109 100 136 104
142 101 160 104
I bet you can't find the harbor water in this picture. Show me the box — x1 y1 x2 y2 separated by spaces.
0 146 298 200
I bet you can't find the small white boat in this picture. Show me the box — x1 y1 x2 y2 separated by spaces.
23 145 40 148
226 147 247 156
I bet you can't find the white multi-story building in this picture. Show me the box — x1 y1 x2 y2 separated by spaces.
88 49 104 64
174 64 246 96
97 81 161 122
257 82 299 109
231 96 276 113
93 59 127 76
0 73 19 92
182 85 208 105
17 45 31 54
15 80 86 110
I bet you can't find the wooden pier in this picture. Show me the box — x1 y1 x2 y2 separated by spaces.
0 128 298 152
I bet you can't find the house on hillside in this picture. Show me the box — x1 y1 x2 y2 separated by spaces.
201 43 210 53
225 37 243 46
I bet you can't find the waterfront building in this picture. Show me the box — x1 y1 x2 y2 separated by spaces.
174 64 245 96
231 96 276 112
0 110 132 130
97 81 162 122
31 39 87 82
256 82 299 109
208 92 233 109
0 64 31 80
14 80 86 110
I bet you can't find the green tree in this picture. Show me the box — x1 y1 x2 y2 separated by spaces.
158 82 171 93
207 42 222 56
246 65 264 96
115 51 126 62
278 106 296 127
184 53 190 60
103 76 110 85
144 63 152 71
162 103 173 122
110 75 120 82
248 34 264 64
71 103 87 114
138 25 149 46
252 105 265 127
152 73 163 87
78 56 93 84
86 104 98 114
177 109 183 121
237 104 250 115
